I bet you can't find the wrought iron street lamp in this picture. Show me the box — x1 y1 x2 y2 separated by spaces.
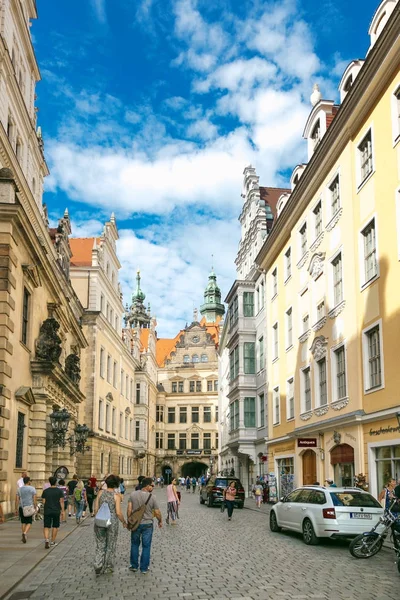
70 423 91 455
49 407 70 448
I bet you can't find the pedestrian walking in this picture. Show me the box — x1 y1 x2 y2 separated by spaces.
57 479 69 523
67 474 78 517
166 477 180 525
135 475 145 491
42 476 64 549
223 481 237 521
185 476 191 492
253 480 263 509
16 471 28 489
94 474 127 575
74 480 86 524
15 475 37 543
191 476 197 493
379 478 396 509
84 480 96 517
119 478 126 497
324 478 337 488
88 474 98 489
127 477 162 574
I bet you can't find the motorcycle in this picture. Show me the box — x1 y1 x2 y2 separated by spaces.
349 500 400 573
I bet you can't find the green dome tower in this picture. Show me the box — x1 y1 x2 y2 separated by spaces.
200 268 225 323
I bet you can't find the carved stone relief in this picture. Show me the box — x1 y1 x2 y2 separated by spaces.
308 252 325 281
310 335 328 361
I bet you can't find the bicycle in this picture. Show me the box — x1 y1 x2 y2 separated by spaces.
349 500 400 573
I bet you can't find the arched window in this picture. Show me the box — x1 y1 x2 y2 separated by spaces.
192 354 199 363
201 354 208 362
183 354 190 363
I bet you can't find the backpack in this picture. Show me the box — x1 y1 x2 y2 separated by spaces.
94 501 111 528
74 487 82 502
127 493 152 532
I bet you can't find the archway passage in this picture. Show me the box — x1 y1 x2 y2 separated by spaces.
302 450 317 485
330 443 355 486
181 461 208 478
161 464 173 484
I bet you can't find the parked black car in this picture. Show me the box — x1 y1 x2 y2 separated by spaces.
200 476 245 508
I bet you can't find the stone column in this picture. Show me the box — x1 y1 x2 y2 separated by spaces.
28 394 48 492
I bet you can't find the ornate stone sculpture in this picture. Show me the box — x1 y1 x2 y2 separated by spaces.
310 335 328 361
65 353 81 384
36 318 62 362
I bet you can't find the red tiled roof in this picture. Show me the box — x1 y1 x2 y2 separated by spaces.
70 238 100 267
259 186 291 220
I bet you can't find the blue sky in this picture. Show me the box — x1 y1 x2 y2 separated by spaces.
34 0 379 336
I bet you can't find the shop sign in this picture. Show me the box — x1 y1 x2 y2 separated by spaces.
187 449 202 455
369 425 400 436
297 438 317 447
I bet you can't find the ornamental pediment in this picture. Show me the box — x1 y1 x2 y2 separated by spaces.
310 335 328 360
307 252 325 281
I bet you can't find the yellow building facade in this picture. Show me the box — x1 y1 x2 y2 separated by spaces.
257 0 400 500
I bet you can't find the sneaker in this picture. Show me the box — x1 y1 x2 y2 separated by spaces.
45 540 50 549
129 566 138 572
141 570 149 574
104 568 114 574
95 567 102 575
68 513 72 517
22 533 26 543
50 542 58 547
228 517 231 521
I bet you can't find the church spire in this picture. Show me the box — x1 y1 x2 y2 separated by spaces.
200 268 225 323
124 269 151 329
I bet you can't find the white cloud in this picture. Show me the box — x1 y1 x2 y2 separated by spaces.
90 0 107 24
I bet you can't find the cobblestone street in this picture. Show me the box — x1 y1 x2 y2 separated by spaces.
4 488 399 600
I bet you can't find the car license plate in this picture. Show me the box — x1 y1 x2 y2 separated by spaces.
350 513 372 519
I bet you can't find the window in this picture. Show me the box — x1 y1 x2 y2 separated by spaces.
98 399 104 429
313 201 322 238
260 281 265 308
172 382 177 393
126 375 129 396
203 406 211 423
214 380 218 391
273 388 280 425
203 433 211 450
392 85 400 141
317 358 327 406
329 176 340 215
136 383 141 403
258 337 264 371
244 342 255 374
130 379 133 401
120 369 124 394
207 380 213 392
168 407 175 423
156 432 163 449
100 452 104 473
259 393 265 428
113 361 117 388
178 381 184 393
119 412 123 436
311 119 320 149
105 403 111 432
179 407 187 423
191 433 199 450
167 434 175 450
107 354 111 383
286 308 293 348
100 294 104 312
192 354 199 363
179 433 186 450
365 325 382 390
358 130 373 182
229 296 239 328
303 314 309 333
230 400 239 431
183 354 190 363
287 378 294 420
285 248 292 280
244 397 256 427
124 416 128 439
196 381 202 392
332 253 343 306
273 323 278 360
243 292 254 317
303 367 311 412
215 406 218 422
300 223 307 256
135 421 140 441
100 348 105 378
229 346 239 380
317 301 325 321
130 419 134 441
334 346 347 400
15 412 25 468
21 287 30 345
272 269 278 297
112 407 116 435
362 220 377 284
201 354 208 362
156 405 164 422
191 406 199 423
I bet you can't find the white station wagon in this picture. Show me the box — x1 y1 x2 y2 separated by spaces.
269 486 384 545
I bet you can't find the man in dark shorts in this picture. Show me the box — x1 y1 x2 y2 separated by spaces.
15 476 37 543
42 476 64 549
67 474 78 517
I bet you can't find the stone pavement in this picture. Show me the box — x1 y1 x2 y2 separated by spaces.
3 488 399 600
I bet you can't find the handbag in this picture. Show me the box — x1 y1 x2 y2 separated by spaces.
94 501 112 528
127 494 152 532
22 505 36 517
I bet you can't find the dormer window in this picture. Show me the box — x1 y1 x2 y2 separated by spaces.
311 120 321 150
293 174 299 187
344 75 353 93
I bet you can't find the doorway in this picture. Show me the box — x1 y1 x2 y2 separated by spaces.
331 444 354 486
302 450 317 485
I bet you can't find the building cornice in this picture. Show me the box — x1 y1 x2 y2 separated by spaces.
255 5 400 270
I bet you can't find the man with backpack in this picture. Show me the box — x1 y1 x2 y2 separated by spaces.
127 477 162 574
67 474 78 517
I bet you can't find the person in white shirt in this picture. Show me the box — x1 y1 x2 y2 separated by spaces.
17 472 28 489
